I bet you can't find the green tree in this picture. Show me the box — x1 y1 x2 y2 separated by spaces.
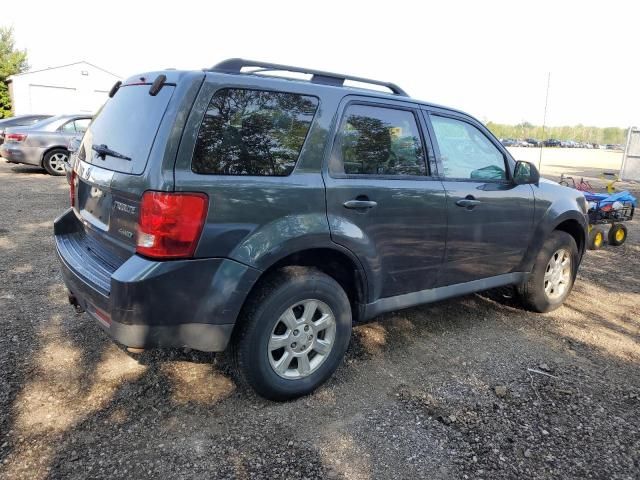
484 120 626 145
0 26 28 118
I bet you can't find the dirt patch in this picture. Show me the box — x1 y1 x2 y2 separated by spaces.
0 161 638 479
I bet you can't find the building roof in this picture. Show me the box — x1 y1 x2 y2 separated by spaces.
7 61 121 82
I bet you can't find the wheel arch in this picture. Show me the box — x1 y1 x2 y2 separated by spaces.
554 218 587 256
239 246 369 323
519 210 588 273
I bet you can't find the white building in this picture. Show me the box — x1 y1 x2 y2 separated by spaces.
8 61 121 116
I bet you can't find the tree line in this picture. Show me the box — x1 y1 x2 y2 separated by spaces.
485 121 627 145
0 26 28 118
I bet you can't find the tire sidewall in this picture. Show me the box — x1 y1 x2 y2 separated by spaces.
240 272 352 400
530 231 579 312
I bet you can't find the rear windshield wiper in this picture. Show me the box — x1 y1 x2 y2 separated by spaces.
92 144 131 161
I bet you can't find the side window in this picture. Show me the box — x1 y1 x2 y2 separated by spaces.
74 118 91 133
332 105 426 176
192 88 319 176
60 121 76 134
430 115 507 181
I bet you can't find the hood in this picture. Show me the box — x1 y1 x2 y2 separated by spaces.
540 177 560 186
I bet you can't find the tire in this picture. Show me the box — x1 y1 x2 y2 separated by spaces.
43 149 68 176
230 266 352 401
518 231 578 313
588 227 605 250
608 224 627 246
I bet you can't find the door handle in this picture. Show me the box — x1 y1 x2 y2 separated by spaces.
343 199 378 209
455 197 481 209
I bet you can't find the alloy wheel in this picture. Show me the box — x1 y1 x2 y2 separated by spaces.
544 248 572 300
267 299 336 379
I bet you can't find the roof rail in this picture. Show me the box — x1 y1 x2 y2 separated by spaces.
209 58 409 97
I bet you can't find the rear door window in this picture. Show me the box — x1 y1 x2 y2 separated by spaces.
82 84 175 174
192 88 318 176
74 118 91 133
330 104 427 176
60 121 77 134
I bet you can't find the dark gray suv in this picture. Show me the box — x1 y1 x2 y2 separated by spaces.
54 59 588 400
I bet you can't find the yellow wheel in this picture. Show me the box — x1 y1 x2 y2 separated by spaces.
588 227 605 250
608 224 627 246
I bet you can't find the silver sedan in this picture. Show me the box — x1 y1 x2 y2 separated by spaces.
0 114 92 175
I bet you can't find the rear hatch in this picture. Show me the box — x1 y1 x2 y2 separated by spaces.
66 72 203 278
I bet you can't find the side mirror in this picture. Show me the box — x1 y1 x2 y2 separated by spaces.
513 160 540 185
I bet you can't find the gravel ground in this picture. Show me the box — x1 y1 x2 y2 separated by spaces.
0 161 638 479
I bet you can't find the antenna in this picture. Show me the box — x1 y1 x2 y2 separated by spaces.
539 72 551 172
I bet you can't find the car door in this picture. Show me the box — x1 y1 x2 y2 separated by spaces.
323 98 447 301
425 110 535 286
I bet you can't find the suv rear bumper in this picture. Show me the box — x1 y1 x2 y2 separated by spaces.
54 208 261 352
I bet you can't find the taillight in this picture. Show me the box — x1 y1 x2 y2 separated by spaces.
6 133 27 142
136 191 208 259
70 170 77 206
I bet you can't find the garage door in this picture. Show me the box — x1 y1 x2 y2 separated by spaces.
29 84 77 114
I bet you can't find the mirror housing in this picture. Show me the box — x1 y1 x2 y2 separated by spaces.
513 160 540 185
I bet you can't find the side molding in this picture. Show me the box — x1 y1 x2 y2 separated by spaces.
362 272 528 320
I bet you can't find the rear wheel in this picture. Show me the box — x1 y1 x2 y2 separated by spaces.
608 224 627 246
518 231 578 313
588 226 605 250
231 267 352 400
43 149 68 176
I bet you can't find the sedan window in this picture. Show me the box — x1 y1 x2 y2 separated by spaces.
60 121 77 134
74 118 91 133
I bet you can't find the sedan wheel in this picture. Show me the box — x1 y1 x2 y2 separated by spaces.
43 150 68 176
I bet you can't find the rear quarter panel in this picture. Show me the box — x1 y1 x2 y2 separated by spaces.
174 73 344 269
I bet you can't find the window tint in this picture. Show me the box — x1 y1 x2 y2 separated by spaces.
192 88 319 176
332 105 426 176
86 84 175 175
431 115 507 180
74 118 91 133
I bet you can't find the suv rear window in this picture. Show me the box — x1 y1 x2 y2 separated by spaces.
82 84 175 174
192 88 318 176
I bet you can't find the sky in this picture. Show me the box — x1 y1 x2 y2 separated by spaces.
4 0 639 128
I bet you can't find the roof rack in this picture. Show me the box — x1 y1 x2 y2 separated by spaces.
209 58 409 97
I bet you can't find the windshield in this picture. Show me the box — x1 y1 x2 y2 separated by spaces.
81 84 175 174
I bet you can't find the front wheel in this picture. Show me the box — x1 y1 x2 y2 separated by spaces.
231 267 352 401
518 231 579 313
43 149 68 176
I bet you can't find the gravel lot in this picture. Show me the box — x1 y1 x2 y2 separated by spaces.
0 158 638 479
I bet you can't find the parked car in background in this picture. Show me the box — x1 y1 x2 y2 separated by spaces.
0 114 52 145
55 59 588 400
525 138 540 147
501 138 517 147
0 114 92 175
544 138 562 147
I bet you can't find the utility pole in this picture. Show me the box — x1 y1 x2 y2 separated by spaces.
539 72 551 172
